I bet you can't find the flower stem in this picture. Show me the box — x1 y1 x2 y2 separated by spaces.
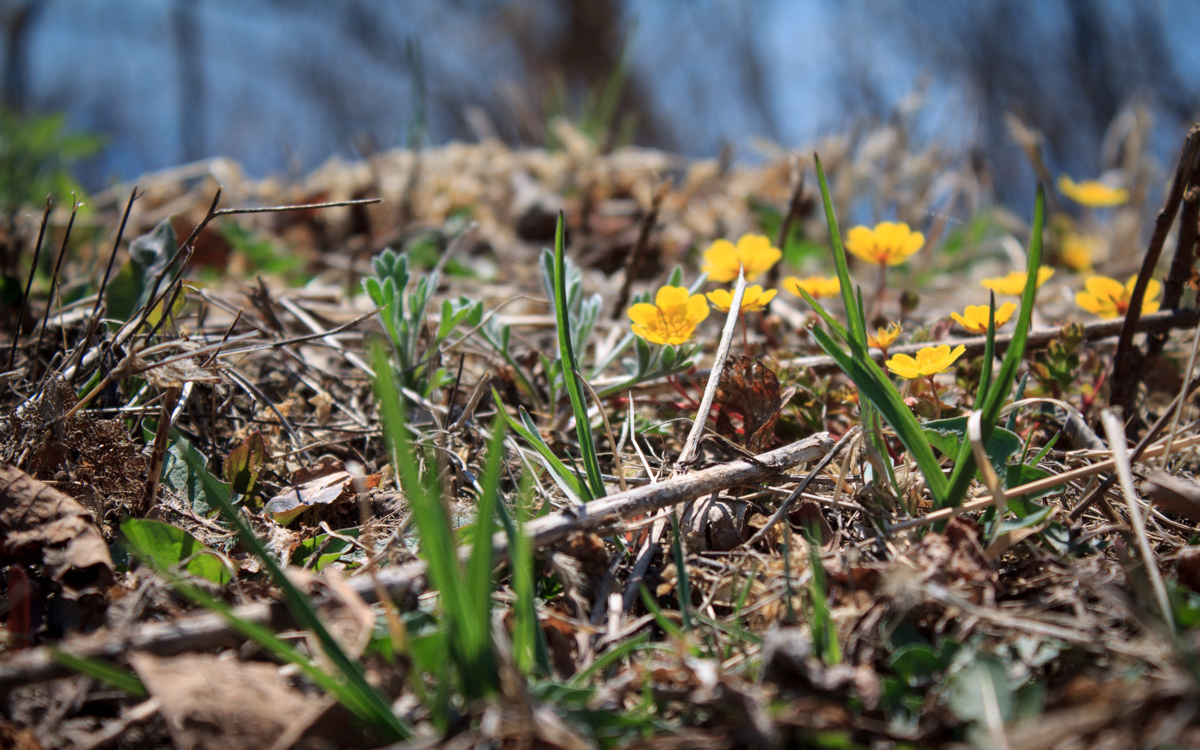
872 261 888 320
926 375 941 419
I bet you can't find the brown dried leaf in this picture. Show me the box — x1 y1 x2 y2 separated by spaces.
714 356 789 453
0 465 113 598
1140 470 1200 523
264 470 379 523
129 652 326 750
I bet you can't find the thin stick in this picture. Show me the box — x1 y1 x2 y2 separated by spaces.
7 196 51 371
1101 409 1173 631
740 427 856 549
31 200 79 371
212 197 381 218
89 187 138 322
765 156 804 292
1111 124 1200 413
512 432 833 558
677 269 746 468
2 433 834 692
611 179 670 319
890 432 1200 532
1068 372 1200 521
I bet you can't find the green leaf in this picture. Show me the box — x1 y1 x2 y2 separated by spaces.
944 654 1013 725
492 387 590 503
551 212 606 500
808 324 949 503
121 518 232 585
290 529 359 571
223 430 267 496
814 154 867 348
924 417 1022 475
161 431 232 517
375 344 496 698
945 185 1045 508
887 642 943 685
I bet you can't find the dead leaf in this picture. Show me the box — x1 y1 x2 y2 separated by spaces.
129 652 326 750
263 469 379 523
1140 470 1200 523
0 465 114 598
714 357 791 453
285 567 375 663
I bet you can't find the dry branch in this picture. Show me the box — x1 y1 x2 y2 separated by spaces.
780 308 1200 375
0 433 832 692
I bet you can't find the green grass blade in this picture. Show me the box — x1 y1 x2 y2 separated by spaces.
814 153 867 348
134 552 389 732
50 649 148 698
668 510 691 632
464 417 506 683
552 212 606 500
188 404 409 738
509 471 541 675
639 585 686 641
569 631 651 686
491 387 590 502
375 344 495 696
794 285 851 344
945 185 1045 507
809 324 949 503
974 291 999 410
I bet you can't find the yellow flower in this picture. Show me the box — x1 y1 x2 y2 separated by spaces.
1061 232 1105 272
1075 275 1160 319
950 302 1018 334
845 221 925 266
980 266 1055 295
706 285 777 313
1057 175 1129 208
628 286 710 345
867 322 902 351
783 275 841 299
886 345 967 380
701 234 781 283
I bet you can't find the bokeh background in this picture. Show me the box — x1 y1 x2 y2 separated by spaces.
2 0 1199 210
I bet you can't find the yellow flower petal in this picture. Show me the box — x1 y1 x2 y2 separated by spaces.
844 222 924 266
628 303 660 328
706 289 734 312
1087 276 1125 300
655 285 690 309
868 322 902 350
783 275 840 299
629 286 709 345
686 293 712 325
1075 290 1112 317
980 267 1055 295
1058 175 1129 208
887 353 922 380
951 302 1017 333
